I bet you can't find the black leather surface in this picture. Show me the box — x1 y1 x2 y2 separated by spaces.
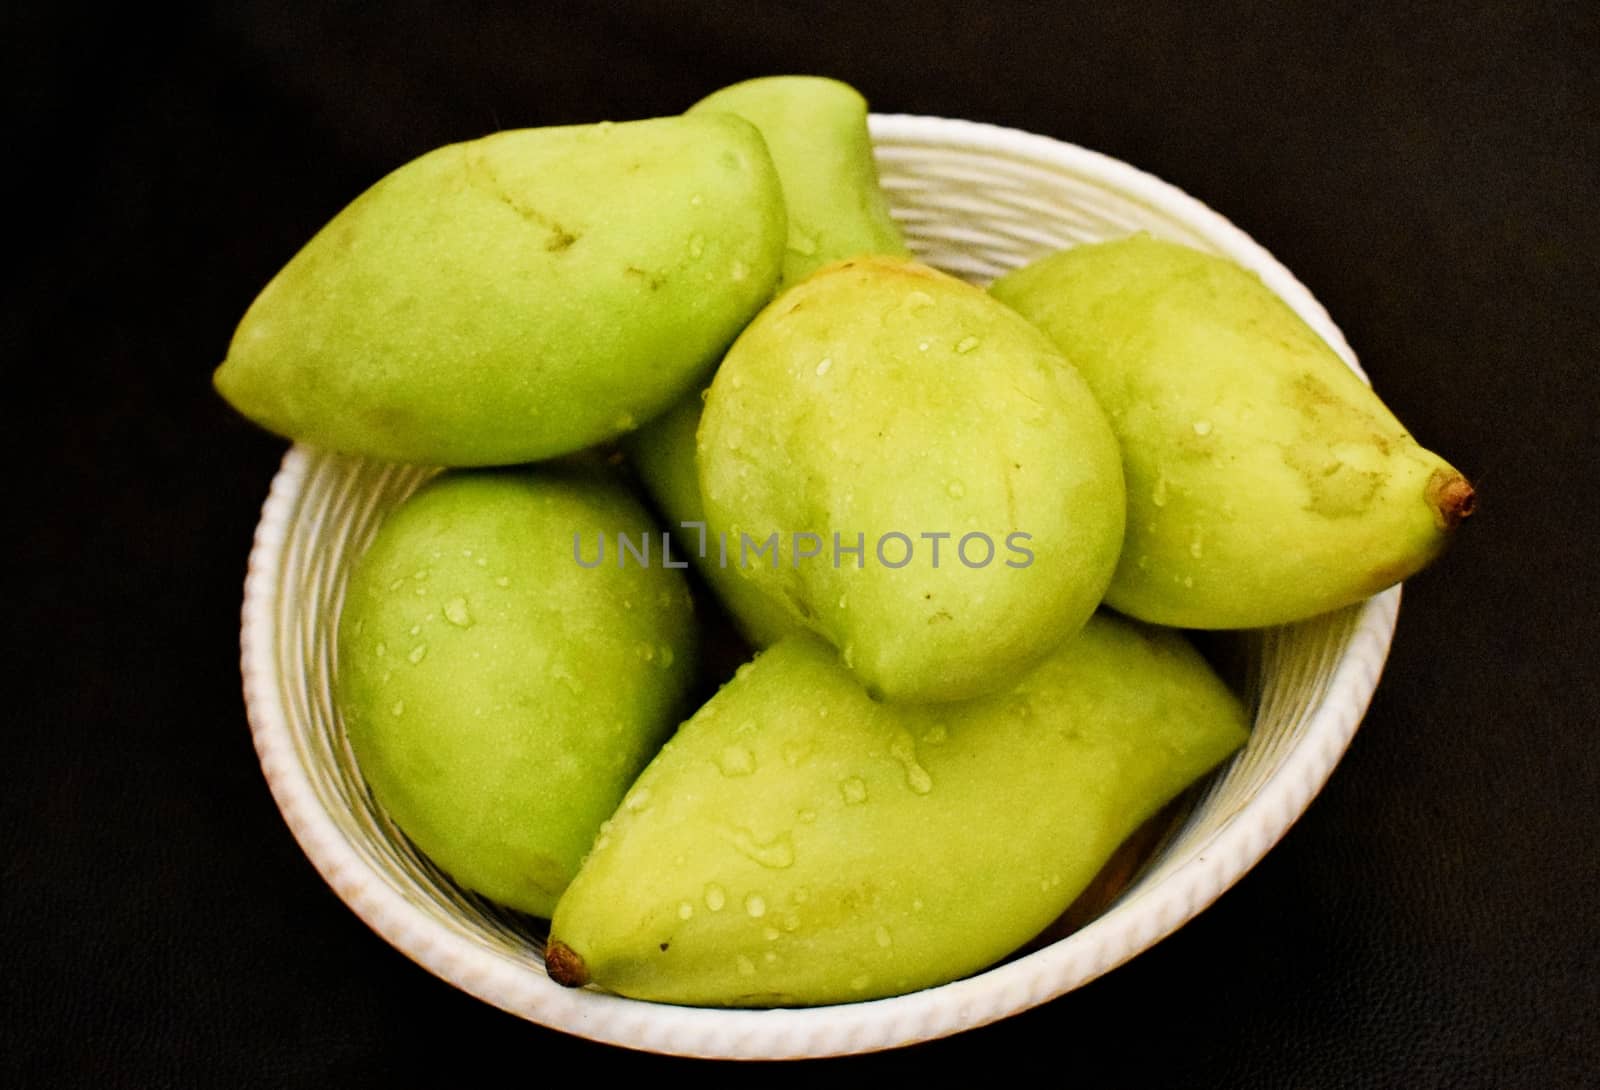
5 1 1596 1084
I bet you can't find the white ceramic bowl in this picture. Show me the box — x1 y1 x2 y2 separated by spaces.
239 114 1399 1058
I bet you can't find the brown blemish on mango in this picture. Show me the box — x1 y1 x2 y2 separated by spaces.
1288 372 1391 454
464 145 582 253
1283 442 1387 519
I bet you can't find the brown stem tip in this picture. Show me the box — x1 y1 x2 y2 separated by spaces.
1426 469 1478 530
545 941 590 988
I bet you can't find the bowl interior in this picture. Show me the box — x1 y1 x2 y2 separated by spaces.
242 114 1398 1059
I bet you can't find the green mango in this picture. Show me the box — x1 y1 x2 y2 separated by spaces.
696 257 1126 703
626 394 800 647
214 115 786 465
544 614 1248 1006
991 234 1475 628
336 467 697 917
625 77 909 646
688 75 909 288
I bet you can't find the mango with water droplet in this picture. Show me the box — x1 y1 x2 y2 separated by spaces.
696 257 1125 702
214 115 786 465
336 467 697 917
544 614 1247 1006
990 234 1475 627
628 77 908 645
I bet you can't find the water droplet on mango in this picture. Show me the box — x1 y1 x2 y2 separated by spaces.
443 596 472 627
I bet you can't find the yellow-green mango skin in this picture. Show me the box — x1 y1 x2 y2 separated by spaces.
336 468 697 918
624 77 908 645
626 394 800 647
991 235 1475 629
697 257 1126 703
689 75 909 288
214 115 786 465
545 614 1248 1007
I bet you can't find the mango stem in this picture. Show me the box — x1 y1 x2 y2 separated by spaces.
545 941 590 988
1426 469 1478 529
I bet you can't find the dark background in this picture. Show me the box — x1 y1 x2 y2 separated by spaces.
5 1 1596 1084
